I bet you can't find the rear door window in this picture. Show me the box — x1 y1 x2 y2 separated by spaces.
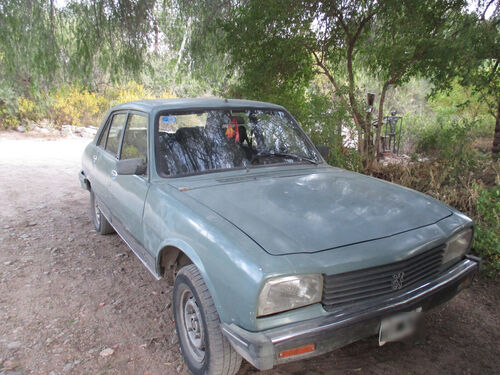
105 113 128 158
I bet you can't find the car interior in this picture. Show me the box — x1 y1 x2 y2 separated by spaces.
157 113 252 176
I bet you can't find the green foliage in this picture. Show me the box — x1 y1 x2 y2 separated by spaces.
0 0 158 93
221 0 314 113
49 85 107 126
218 0 481 164
298 79 363 171
0 82 175 129
373 151 499 275
0 83 19 129
473 185 500 276
0 0 60 90
414 118 476 159
65 0 157 85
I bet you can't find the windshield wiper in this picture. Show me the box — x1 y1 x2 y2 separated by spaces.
254 151 319 165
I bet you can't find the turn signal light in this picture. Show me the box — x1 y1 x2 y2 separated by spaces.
278 344 315 358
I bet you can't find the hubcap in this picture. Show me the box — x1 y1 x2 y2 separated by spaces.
179 288 205 362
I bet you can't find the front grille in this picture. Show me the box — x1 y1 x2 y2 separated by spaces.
322 245 445 310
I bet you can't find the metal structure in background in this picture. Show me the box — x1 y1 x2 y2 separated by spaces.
381 110 403 155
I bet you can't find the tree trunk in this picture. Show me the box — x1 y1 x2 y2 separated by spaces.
374 84 389 163
153 18 159 53
174 17 192 75
493 101 500 158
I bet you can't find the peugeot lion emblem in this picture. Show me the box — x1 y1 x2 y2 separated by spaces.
391 271 406 290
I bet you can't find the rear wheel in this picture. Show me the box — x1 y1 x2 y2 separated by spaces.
173 264 242 375
90 190 114 235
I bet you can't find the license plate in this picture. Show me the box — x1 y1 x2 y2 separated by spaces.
379 307 422 346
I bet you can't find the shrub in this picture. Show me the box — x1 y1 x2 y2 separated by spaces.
373 157 499 276
103 81 173 108
17 96 42 124
0 104 18 129
1 82 175 130
414 117 475 159
50 85 107 127
473 185 500 276
0 84 20 129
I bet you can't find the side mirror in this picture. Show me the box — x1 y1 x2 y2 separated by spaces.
116 158 147 175
316 145 330 159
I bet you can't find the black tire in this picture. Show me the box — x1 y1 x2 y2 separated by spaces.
90 190 114 235
173 264 242 375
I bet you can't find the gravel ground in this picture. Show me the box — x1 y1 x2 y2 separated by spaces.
0 132 499 375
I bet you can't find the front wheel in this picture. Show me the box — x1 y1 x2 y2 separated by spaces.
173 265 242 375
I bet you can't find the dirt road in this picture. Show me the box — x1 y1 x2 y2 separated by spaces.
0 133 499 375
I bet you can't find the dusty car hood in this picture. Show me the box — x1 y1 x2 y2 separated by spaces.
169 167 452 255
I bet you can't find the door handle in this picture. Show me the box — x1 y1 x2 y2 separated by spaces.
111 170 118 178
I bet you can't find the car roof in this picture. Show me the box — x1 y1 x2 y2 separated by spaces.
111 98 285 113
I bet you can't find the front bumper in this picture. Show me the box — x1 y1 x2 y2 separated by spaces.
221 256 480 370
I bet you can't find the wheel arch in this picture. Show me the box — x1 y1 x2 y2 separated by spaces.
157 244 194 284
156 239 225 319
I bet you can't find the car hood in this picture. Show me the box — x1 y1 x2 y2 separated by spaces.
169 167 452 255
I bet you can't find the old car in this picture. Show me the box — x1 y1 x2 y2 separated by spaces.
80 98 480 375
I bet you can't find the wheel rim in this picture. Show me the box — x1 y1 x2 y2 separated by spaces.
93 196 101 228
179 288 205 362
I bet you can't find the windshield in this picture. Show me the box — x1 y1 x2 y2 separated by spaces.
155 108 319 176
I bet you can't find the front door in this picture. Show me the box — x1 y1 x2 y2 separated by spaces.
107 112 150 245
93 112 128 214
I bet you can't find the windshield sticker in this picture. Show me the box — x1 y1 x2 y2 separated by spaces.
162 115 176 124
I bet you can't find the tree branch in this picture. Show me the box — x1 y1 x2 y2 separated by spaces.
372 47 429 161
335 10 351 40
387 47 429 86
351 10 377 46
311 49 350 111
481 0 496 20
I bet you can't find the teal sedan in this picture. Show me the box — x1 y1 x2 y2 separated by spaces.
80 98 480 375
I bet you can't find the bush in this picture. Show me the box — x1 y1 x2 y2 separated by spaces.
44 82 173 128
0 84 20 129
0 104 18 129
17 96 42 124
414 117 475 159
103 81 173 108
1 81 175 130
49 85 107 127
473 185 500 276
373 157 499 276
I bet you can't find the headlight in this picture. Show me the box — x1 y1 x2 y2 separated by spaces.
443 228 473 264
257 274 323 317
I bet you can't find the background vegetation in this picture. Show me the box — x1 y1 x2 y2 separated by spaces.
0 0 498 274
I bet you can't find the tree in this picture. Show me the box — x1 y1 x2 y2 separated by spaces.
221 0 480 166
0 0 60 91
0 0 157 93
438 3 500 157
